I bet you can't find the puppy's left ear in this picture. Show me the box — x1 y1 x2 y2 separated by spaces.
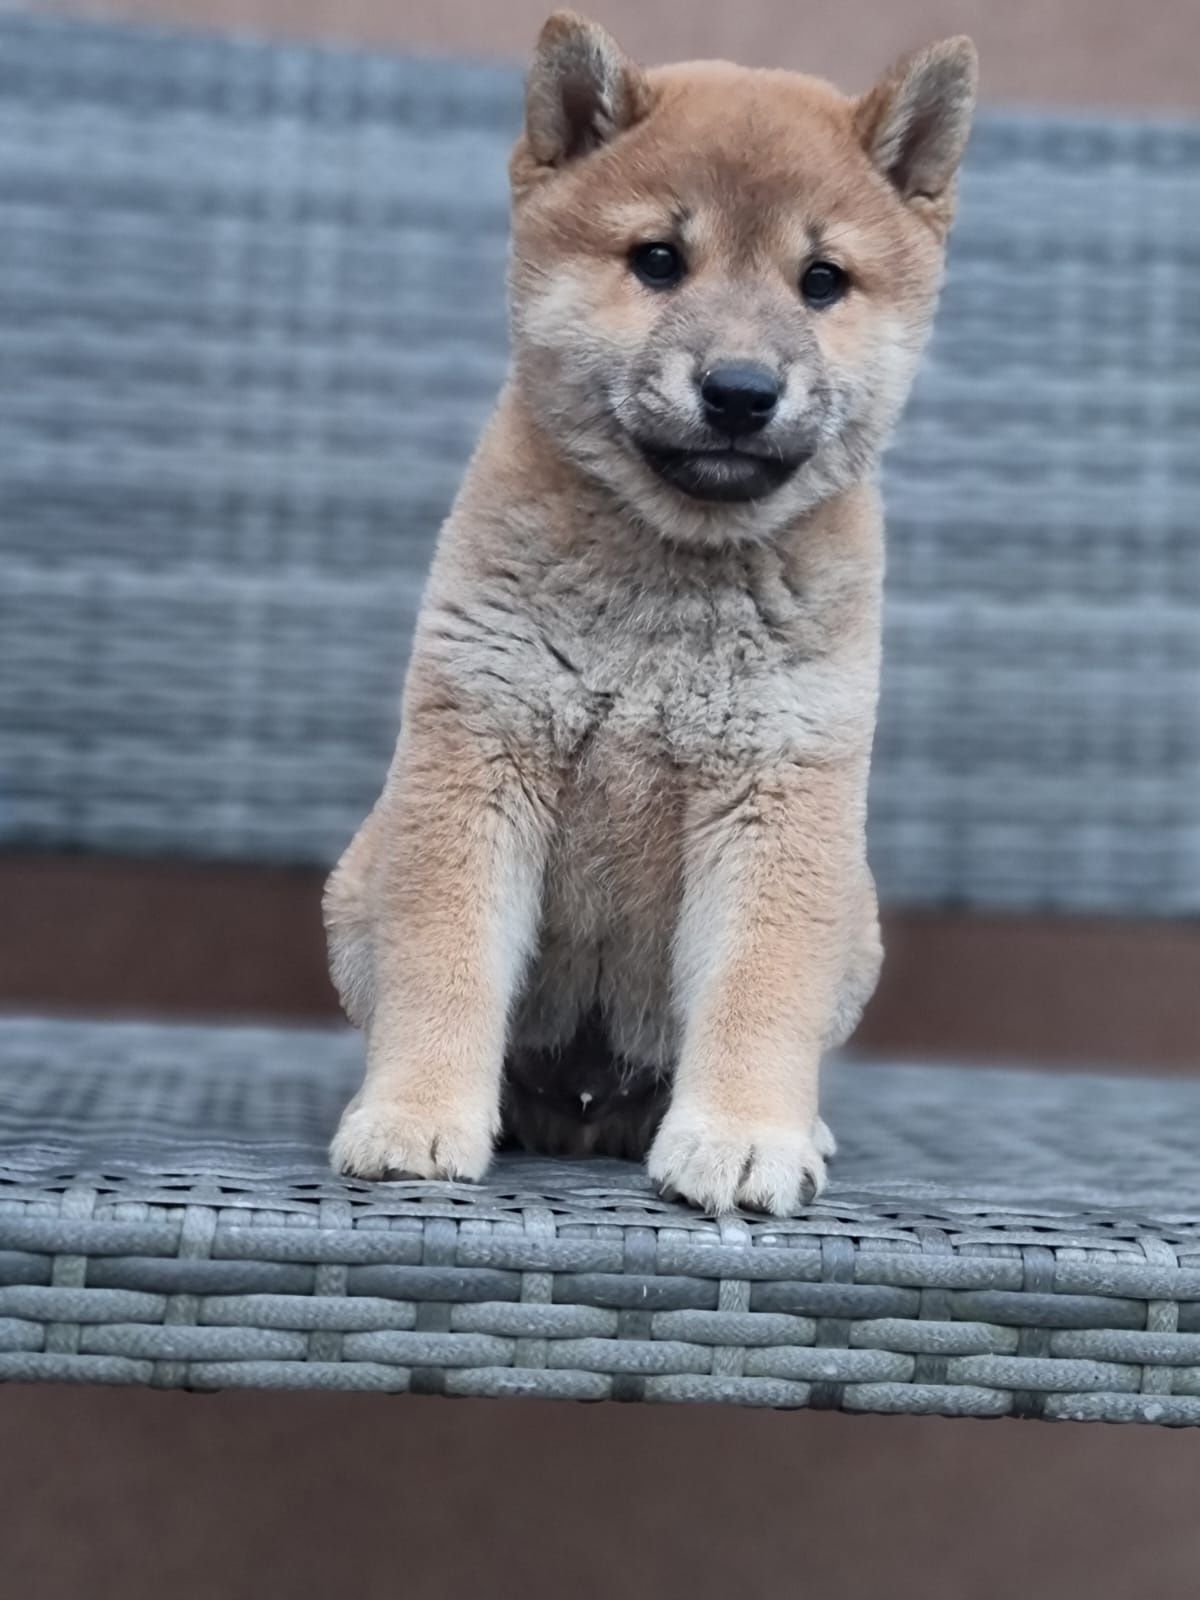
856 38 977 225
523 11 650 168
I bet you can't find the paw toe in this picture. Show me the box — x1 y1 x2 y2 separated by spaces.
736 1143 826 1215
813 1115 838 1161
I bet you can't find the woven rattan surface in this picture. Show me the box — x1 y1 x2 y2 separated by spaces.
2 1016 1199 1421
2 14 1198 913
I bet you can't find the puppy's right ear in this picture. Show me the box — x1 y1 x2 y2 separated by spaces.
523 11 649 168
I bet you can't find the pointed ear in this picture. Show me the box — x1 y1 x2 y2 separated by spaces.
523 11 650 168
856 38 977 212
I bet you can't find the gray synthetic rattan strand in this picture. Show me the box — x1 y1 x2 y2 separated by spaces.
2 1015 1199 1422
2 15 1198 912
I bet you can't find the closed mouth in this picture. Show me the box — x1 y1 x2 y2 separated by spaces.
635 440 805 503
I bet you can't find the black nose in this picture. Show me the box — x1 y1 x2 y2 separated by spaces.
700 362 780 437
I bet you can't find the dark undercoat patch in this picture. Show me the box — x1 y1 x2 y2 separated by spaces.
502 1005 667 1160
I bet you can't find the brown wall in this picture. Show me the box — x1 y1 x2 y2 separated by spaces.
5 857 1200 1069
51 0 1200 111
7 1386 1200 1600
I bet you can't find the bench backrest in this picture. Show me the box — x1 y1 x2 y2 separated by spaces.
2 15 1197 913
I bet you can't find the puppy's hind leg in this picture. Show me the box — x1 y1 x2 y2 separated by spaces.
825 869 883 1051
324 805 383 1029
815 871 883 1164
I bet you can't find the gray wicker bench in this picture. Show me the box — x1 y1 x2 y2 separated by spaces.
1 14 1198 1420
4 1017 1200 1420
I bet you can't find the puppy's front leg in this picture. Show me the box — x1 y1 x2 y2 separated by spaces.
331 716 549 1183
649 763 863 1215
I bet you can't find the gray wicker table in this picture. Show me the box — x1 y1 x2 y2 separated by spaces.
3 1016 1199 1423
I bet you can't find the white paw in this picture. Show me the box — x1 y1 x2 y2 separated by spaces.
647 1105 828 1217
330 1094 495 1182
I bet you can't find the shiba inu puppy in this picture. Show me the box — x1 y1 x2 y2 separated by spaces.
326 12 976 1214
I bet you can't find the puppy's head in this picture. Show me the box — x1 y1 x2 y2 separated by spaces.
509 12 977 545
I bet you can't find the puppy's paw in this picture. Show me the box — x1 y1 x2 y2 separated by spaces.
647 1104 827 1217
331 1094 495 1183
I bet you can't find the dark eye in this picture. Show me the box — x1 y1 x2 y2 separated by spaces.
800 260 848 308
630 242 686 289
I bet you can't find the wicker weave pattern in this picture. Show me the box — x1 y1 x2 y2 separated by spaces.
2 1017 1199 1422
1 15 1198 912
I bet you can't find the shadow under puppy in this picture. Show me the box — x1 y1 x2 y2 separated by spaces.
326 11 976 1214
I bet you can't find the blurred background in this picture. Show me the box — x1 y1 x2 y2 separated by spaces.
1 1 1198 1596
